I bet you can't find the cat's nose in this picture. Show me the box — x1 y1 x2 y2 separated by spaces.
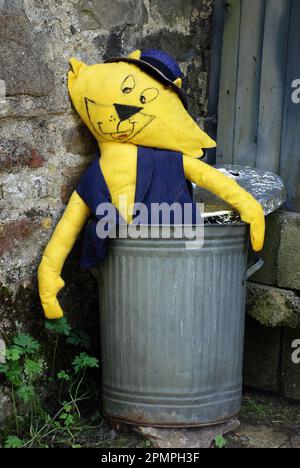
114 103 143 121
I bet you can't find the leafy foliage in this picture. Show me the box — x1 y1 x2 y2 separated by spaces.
13 334 40 354
6 347 23 361
25 359 43 377
0 318 100 448
72 353 99 373
4 436 24 449
67 330 91 349
57 370 70 382
45 317 72 336
0 362 9 373
5 363 23 387
215 435 227 449
16 385 35 403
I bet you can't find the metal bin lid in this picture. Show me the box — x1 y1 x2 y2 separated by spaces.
194 165 286 225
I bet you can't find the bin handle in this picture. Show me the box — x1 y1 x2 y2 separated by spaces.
90 267 99 279
243 256 264 286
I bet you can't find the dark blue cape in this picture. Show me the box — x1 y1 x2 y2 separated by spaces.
76 146 198 268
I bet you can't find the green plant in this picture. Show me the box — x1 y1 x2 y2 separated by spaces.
214 435 227 449
45 318 72 376
67 330 91 349
0 319 100 448
240 397 270 421
4 435 24 448
45 317 72 336
0 333 43 436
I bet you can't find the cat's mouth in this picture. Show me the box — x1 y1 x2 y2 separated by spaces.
98 123 135 142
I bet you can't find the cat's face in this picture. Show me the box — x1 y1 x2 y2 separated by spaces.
68 57 216 157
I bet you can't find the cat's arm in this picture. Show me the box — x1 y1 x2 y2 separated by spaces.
183 156 265 251
38 191 90 320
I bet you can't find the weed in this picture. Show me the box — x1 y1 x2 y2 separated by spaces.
240 397 269 421
214 435 227 449
0 319 100 448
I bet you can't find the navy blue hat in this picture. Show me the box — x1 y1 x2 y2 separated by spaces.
105 49 188 109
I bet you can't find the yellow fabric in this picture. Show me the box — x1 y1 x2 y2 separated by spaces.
183 156 265 251
100 142 138 223
68 55 216 158
127 50 142 60
38 192 90 319
38 51 265 320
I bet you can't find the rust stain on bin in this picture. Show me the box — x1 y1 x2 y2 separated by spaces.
97 224 249 427
103 410 240 429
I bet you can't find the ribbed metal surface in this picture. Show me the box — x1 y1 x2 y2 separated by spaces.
97 224 248 427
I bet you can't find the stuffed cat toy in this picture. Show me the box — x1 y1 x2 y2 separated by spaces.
38 49 265 320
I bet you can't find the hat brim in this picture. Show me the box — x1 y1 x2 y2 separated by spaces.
104 57 188 110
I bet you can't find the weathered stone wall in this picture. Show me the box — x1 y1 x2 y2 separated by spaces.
244 211 300 400
0 0 214 339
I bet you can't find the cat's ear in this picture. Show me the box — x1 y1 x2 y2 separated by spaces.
69 58 87 77
68 58 88 89
127 49 142 60
173 77 182 89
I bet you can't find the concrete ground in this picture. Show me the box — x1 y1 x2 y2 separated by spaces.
226 390 300 449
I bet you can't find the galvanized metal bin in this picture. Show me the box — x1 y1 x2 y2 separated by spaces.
96 224 252 427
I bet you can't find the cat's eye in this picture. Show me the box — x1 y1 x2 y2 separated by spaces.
140 88 159 104
121 75 135 94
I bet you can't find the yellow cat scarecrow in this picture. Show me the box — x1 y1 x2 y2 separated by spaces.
38 49 265 320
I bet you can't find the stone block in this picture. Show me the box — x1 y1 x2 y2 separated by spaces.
243 317 281 392
149 0 195 27
0 334 5 364
249 212 282 286
60 163 90 204
277 212 300 291
134 419 240 448
0 218 40 257
0 138 45 171
0 2 54 97
141 31 197 63
0 388 12 423
64 126 98 157
78 0 144 30
281 328 300 401
246 283 300 329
